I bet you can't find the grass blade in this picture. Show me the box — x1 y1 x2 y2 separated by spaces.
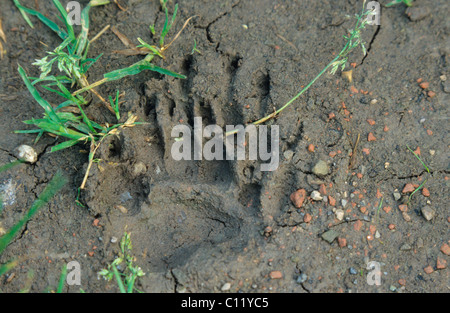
57 263 68 293
112 264 127 293
12 0 34 28
0 260 19 278
75 4 92 57
13 1 68 40
160 4 178 47
18 65 61 124
50 139 82 153
408 179 427 204
52 0 75 40
0 171 67 254
104 61 186 81
0 160 22 173
406 145 430 173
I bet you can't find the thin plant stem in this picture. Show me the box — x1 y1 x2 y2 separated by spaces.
226 1 371 136
111 264 126 293
57 264 68 293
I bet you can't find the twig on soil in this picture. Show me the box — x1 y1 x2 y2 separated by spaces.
349 133 361 170
90 24 111 43
114 0 128 11
276 33 298 51
0 18 6 59
0 18 6 43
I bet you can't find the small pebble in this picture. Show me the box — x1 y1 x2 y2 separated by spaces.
221 283 231 291
296 273 308 284
335 209 344 221
416 238 424 249
310 191 323 201
14 145 38 164
110 237 118 243
269 271 283 279
349 267 358 275
400 243 412 251
290 189 307 208
421 206 435 221
321 229 339 243
363 215 371 222
312 160 329 177
133 162 147 176
284 150 294 161
402 211 412 222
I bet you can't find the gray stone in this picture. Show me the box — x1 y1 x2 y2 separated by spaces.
335 209 344 221
421 206 435 221
221 283 231 291
283 150 294 161
310 191 323 201
296 273 308 284
321 229 339 243
416 238 424 249
443 80 450 93
349 267 358 275
393 191 401 201
312 160 329 177
400 243 412 251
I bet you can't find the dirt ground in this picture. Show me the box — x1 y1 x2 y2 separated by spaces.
0 0 449 293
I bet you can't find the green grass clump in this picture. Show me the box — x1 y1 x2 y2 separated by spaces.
13 0 113 111
14 1 191 190
15 65 142 189
73 0 191 96
98 232 144 293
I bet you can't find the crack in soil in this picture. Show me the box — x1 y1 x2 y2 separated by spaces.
360 25 380 66
197 0 241 44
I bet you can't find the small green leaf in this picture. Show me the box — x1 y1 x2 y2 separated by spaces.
51 139 82 152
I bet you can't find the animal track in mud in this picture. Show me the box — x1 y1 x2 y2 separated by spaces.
82 52 286 271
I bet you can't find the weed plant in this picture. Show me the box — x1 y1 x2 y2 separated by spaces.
98 232 144 293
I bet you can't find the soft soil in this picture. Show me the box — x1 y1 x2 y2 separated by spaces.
0 0 449 293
